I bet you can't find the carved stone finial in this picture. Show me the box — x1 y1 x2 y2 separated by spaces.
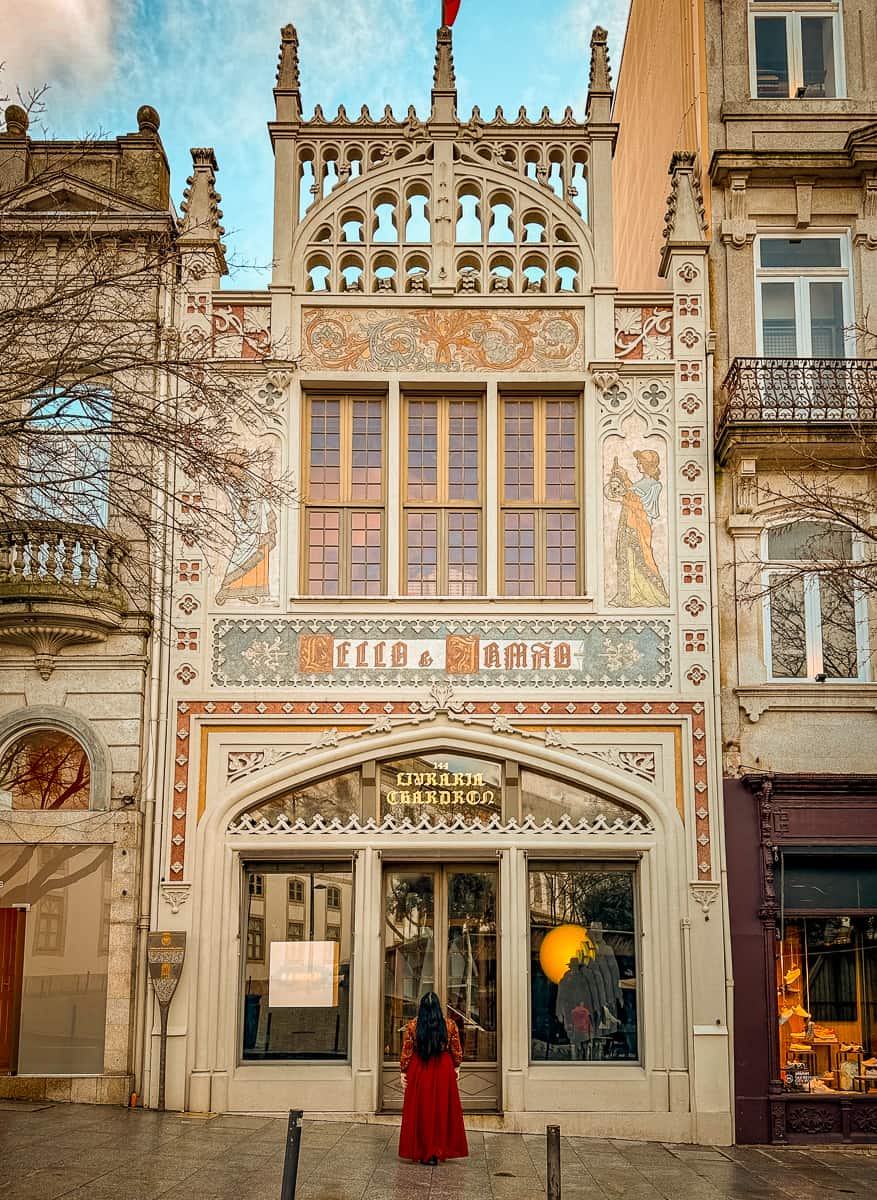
179 146 227 277
659 151 708 277
277 23 300 89
433 24 457 92
4 104 29 137
588 26 612 94
136 104 160 135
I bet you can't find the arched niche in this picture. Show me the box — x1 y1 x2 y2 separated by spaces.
0 706 111 810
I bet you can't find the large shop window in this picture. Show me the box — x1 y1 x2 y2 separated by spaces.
776 914 877 1094
529 864 639 1063
764 521 868 681
241 863 353 1061
0 845 111 1075
756 236 850 358
749 3 843 98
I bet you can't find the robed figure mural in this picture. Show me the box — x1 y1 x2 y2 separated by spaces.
604 447 670 608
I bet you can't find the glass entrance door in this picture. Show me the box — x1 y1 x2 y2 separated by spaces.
381 865 499 1112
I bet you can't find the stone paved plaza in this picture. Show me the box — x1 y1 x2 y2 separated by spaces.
2 1103 877 1200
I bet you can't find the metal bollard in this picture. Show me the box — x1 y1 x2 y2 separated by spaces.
547 1123 561 1200
280 1109 303 1200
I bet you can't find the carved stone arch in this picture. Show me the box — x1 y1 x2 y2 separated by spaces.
292 151 595 294
0 704 112 810
213 719 675 841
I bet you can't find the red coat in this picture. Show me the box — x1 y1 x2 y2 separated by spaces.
398 1017 468 1162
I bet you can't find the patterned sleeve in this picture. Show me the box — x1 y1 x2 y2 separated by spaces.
400 1021 415 1073
447 1018 463 1067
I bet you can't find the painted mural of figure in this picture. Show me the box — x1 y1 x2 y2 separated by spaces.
215 455 277 605
604 449 670 608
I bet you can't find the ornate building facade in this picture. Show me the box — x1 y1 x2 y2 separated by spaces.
616 0 877 1146
137 25 733 1143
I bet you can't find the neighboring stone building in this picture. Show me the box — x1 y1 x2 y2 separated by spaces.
615 0 877 1145
140 24 732 1143
0 106 173 1104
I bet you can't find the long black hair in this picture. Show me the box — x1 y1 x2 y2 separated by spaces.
415 991 448 1062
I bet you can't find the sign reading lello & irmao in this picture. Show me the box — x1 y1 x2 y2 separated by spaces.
212 617 672 689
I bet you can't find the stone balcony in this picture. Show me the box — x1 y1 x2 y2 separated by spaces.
716 357 877 462
0 519 129 677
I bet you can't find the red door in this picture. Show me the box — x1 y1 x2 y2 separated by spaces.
0 908 26 1073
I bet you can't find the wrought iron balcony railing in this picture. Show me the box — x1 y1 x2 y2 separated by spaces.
719 358 877 436
0 519 127 609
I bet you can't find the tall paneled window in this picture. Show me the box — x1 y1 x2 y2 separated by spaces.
403 395 482 595
764 520 868 681
756 235 851 357
501 395 579 596
304 394 385 595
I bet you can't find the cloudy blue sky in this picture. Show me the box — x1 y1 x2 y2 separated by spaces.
6 1 631 288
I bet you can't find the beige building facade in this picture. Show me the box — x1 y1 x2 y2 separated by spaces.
0 107 172 1104
616 0 877 1145
136 25 734 1144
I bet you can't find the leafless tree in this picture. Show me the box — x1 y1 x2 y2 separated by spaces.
0 156 291 614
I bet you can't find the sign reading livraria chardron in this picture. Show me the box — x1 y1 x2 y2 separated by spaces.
211 618 671 689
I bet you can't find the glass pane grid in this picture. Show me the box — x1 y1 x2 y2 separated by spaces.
544 402 577 501
544 511 578 595
448 401 480 501
447 510 480 596
503 401 535 501
351 400 384 500
406 511 438 596
308 399 341 500
407 401 438 501
503 511 536 596
306 510 341 595
350 510 383 595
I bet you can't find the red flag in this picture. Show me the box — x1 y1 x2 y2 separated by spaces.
443 0 461 26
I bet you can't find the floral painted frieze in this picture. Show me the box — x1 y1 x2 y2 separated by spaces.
614 306 673 361
300 307 583 372
211 616 672 688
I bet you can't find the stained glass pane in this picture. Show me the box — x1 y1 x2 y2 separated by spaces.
448 401 480 501
308 399 341 500
351 400 383 500
447 510 480 596
306 510 341 595
503 511 536 596
503 401 535 501
350 510 383 595
406 511 438 596
407 402 438 501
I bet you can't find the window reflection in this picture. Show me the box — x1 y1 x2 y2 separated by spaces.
242 865 353 1061
529 866 639 1063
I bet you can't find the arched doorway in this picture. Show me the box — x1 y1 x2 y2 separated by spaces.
227 745 651 1115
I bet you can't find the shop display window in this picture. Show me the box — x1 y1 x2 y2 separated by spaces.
0 845 111 1074
529 864 639 1063
241 863 353 1061
776 917 877 1094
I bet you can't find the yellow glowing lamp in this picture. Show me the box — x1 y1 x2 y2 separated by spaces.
539 924 596 984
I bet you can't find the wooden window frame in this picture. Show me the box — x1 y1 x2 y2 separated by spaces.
401 393 485 596
499 393 582 596
301 392 387 596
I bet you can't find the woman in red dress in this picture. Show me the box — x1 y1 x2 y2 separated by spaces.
398 992 469 1165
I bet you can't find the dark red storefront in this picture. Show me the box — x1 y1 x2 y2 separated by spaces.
726 774 877 1144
